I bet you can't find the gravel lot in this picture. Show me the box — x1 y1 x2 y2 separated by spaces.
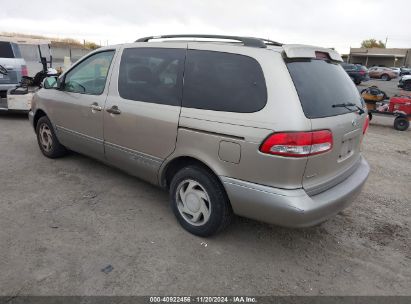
0 80 410 296
357 78 410 98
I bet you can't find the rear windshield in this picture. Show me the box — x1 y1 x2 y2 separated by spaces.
287 59 362 118
0 41 14 58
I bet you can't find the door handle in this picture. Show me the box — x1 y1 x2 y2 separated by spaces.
90 102 102 112
106 105 121 115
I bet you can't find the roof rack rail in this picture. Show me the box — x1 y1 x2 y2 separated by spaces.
258 38 283 46
135 34 282 48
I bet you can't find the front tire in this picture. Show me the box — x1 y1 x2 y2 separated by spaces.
169 165 233 236
36 116 67 158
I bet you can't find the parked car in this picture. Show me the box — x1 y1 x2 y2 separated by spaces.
29 35 370 236
18 41 54 77
389 67 411 77
0 40 28 99
399 67 411 76
341 63 369 85
398 75 411 91
390 67 401 75
2 40 57 112
368 66 398 81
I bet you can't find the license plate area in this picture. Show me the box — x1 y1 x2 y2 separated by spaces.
0 74 9 81
338 131 360 162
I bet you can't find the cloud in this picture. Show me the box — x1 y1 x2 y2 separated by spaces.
1 0 410 53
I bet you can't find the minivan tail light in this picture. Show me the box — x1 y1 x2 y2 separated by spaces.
260 130 333 157
21 65 28 77
315 51 331 60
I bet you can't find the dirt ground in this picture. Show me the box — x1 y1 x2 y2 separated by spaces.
357 78 411 98
0 85 410 295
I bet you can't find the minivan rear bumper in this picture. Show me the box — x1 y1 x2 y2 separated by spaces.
221 156 370 227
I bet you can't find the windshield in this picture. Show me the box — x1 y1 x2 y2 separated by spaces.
286 59 362 118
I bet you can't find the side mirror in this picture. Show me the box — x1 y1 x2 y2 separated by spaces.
43 76 58 89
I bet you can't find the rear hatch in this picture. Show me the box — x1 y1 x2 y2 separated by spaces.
285 48 367 195
0 41 23 86
0 58 19 85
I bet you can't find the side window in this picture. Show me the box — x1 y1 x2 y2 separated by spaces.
118 48 185 106
64 50 115 95
182 50 267 113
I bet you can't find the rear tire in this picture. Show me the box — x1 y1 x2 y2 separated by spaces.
169 165 233 236
393 117 409 131
404 82 411 91
381 74 390 81
36 116 67 158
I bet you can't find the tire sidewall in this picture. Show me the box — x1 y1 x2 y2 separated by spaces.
381 74 390 81
36 116 63 158
169 166 230 236
394 117 409 131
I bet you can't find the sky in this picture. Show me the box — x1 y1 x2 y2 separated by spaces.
1 0 411 54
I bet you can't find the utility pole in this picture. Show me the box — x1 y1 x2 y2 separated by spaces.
385 36 388 48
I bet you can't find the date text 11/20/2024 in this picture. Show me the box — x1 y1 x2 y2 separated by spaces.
149 296 257 303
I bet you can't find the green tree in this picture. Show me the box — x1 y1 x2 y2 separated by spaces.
361 39 386 48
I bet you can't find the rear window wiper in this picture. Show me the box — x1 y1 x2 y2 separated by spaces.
332 103 364 115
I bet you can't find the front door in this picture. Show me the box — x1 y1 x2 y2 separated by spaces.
51 50 116 160
103 44 186 184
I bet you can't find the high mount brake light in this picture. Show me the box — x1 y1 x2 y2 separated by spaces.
260 130 333 157
315 51 331 60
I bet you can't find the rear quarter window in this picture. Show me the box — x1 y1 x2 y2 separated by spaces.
182 50 267 113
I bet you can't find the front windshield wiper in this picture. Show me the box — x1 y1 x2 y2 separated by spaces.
332 103 364 115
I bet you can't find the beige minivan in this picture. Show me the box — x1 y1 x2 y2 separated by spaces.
29 35 370 236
